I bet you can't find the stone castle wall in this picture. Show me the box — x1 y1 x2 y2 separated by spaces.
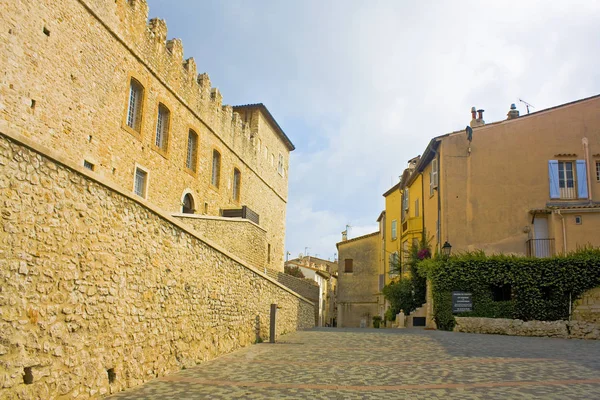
0 129 314 399
173 214 267 269
265 270 320 323
0 0 291 270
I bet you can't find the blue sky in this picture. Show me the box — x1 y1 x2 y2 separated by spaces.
147 0 600 262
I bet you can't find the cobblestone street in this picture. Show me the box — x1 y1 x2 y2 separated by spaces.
108 328 600 399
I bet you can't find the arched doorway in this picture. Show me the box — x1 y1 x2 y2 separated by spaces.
182 193 195 214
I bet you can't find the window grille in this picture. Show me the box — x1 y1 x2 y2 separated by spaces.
134 168 147 198
186 130 198 171
155 104 169 150
127 79 143 131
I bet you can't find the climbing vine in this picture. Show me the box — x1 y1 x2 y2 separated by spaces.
417 248 600 330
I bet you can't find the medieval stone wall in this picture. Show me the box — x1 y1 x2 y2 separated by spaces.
0 130 313 399
173 214 267 269
0 0 291 270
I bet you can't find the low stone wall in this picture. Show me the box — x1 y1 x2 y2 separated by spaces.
454 317 600 340
265 270 319 324
573 287 600 324
174 214 267 269
0 130 314 399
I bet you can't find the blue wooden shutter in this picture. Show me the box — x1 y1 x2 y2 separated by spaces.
548 160 560 199
576 160 588 199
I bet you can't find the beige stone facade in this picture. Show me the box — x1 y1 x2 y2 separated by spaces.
0 130 314 399
174 214 267 269
0 0 293 271
336 232 380 328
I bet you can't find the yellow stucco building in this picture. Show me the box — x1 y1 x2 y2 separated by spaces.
409 95 600 256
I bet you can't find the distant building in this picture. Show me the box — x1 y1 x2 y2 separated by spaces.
286 257 337 326
336 232 380 328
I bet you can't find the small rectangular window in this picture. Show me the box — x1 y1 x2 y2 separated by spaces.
415 198 419 217
389 252 399 276
575 215 582 225
186 130 198 171
270 153 274 166
267 243 271 263
134 167 148 198
83 160 94 171
127 79 144 132
344 259 353 273
155 103 170 151
391 220 397 240
596 161 600 182
211 150 221 187
430 159 438 196
232 168 241 202
278 153 284 175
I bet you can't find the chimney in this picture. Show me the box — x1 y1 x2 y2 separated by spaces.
470 106 485 128
507 103 520 120
341 230 348 241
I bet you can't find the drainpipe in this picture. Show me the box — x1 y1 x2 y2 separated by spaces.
583 138 593 201
556 210 567 254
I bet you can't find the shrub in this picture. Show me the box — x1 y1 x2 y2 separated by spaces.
418 248 600 330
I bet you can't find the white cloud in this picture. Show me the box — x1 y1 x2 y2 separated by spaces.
148 0 600 260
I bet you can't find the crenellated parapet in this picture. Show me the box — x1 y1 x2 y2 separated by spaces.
86 0 256 155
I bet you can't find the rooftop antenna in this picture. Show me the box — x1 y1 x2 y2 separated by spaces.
518 98 535 114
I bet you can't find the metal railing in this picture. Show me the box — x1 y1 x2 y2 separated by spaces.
526 238 555 258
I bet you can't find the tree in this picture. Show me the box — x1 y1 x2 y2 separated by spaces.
284 264 305 278
382 229 432 316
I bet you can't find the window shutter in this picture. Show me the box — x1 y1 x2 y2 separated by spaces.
576 160 589 199
548 160 560 199
432 159 439 188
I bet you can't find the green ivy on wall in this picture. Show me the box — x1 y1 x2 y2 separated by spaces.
417 249 600 331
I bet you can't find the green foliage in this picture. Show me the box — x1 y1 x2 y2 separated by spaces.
372 315 382 328
284 265 305 278
382 278 422 316
384 307 396 322
383 230 432 315
419 249 600 330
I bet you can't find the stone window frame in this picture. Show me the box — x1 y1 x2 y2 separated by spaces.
133 163 150 200
210 147 222 189
152 100 171 158
185 127 199 176
180 189 196 214
344 259 353 273
232 167 241 203
121 73 148 140
277 152 284 176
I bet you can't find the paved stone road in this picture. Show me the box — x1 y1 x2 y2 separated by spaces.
108 328 600 399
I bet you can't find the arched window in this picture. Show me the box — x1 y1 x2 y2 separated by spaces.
182 193 195 214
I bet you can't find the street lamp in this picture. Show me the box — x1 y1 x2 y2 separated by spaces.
442 241 452 258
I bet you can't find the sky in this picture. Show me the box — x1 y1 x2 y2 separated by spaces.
146 0 600 262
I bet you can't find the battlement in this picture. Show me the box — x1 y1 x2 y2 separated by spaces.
82 0 263 146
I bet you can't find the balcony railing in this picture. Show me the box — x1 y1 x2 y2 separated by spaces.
526 238 555 258
221 205 260 225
